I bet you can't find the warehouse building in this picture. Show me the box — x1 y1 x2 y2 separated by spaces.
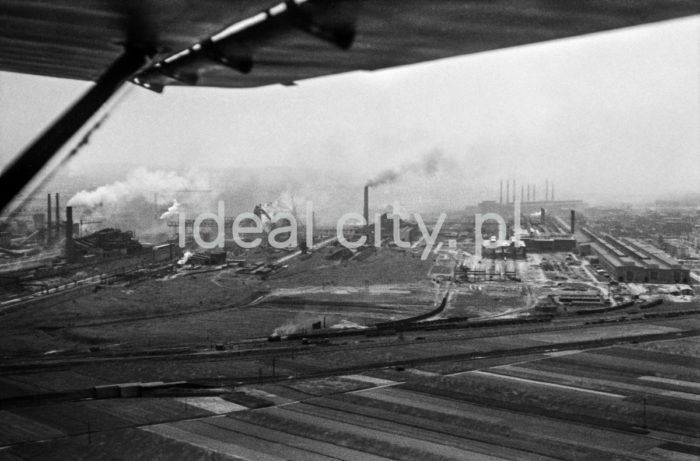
583 228 690 283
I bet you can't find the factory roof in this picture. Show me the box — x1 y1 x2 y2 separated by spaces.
590 242 644 269
625 238 683 270
584 227 686 272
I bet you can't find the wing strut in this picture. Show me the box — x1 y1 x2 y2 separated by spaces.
0 49 148 214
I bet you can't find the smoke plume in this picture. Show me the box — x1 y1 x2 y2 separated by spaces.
68 168 198 208
366 149 452 187
178 250 193 265
67 168 215 234
160 199 182 220
261 192 304 220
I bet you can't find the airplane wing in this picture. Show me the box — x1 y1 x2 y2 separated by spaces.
2 0 699 90
1 0 698 214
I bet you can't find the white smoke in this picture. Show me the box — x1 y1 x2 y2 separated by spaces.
366 149 453 188
178 250 193 265
67 168 215 232
68 168 198 209
272 313 328 336
259 192 306 232
160 199 182 220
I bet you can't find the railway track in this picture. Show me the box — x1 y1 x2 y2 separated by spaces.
1 313 698 380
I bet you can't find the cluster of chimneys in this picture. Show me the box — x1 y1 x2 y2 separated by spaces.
363 179 575 235
46 193 75 262
499 180 555 204
46 193 60 244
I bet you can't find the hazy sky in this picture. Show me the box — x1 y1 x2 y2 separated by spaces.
1 15 698 208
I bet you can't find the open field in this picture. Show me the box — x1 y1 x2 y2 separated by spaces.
0 248 436 356
0 315 698 460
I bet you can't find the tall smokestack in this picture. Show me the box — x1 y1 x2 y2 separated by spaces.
55 193 60 238
570 210 576 234
512 180 516 203
551 182 555 201
527 184 530 202
533 184 536 202
47 193 52 243
65 206 74 263
520 185 524 203
506 181 510 204
540 207 546 225
363 185 369 228
499 180 503 204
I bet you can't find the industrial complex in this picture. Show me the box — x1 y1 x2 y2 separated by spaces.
0 177 698 459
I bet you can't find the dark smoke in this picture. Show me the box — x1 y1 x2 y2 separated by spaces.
365 149 451 187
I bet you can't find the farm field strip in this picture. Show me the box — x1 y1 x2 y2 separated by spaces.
251 383 316 401
399 379 649 434
0 410 65 445
652 390 700 402
227 408 460 461
9 404 99 435
544 353 700 382
172 419 338 461
630 336 700 357
356 387 657 453
286 400 546 461
638 376 700 390
341 374 398 386
258 405 507 461
418 352 550 375
0 375 43 396
297 393 649 459
0 370 110 392
587 346 700 368
0 397 216 447
489 364 699 400
204 415 394 461
465 369 626 398
143 423 282 461
174 397 246 414
356 387 504 424
519 359 700 407
526 324 682 343
404 372 699 437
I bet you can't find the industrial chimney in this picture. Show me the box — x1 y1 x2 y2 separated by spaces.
499 180 503 205
363 185 369 228
55 193 60 237
65 206 75 263
506 181 510 204
47 193 52 244
570 210 576 234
